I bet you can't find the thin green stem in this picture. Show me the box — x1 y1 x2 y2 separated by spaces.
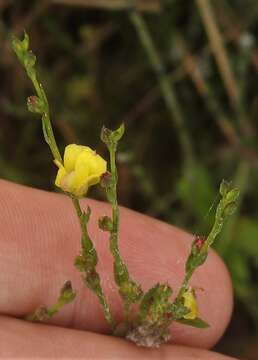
175 272 192 301
107 143 139 316
177 204 224 300
109 145 119 255
175 181 239 302
129 10 194 166
101 125 143 320
12 34 115 330
71 196 115 329
29 72 62 163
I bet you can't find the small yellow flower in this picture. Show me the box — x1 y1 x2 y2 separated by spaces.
54 144 107 197
182 288 198 320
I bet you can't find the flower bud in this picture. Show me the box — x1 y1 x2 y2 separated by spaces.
100 171 112 188
193 236 205 250
98 215 113 232
11 32 29 61
27 95 44 114
101 123 125 147
219 179 231 197
119 280 143 303
59 281 76 305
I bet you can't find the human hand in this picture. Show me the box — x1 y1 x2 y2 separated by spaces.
0 180 236 359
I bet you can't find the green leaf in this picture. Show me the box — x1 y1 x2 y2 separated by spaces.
111 123 125 142
176 317 210 328
42 114 50 145
81 206 91 225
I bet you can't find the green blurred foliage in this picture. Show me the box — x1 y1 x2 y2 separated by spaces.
1 0 258 358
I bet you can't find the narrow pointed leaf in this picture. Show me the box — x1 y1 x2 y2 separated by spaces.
176 317 210 328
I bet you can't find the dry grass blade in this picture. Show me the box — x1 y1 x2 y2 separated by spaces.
52 0 161 12
196 0 239 108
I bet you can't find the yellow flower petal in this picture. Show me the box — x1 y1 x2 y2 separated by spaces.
64 144 94 172
182 289 198 320
88 154 107 177
75 150 107 196
55 144 106 197
55 166 67 187
87 174 101 187
75 181 89 198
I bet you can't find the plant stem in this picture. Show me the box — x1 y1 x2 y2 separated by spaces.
29 72 62 163
176 182 239 301
129 9 194 166
195 0 239 108
176 272 193 301
52 0 161 12
71 196 115 328
216 161 250 255
196 0 253 138
106 142 139 316
72 197 115 328
109 145 119 257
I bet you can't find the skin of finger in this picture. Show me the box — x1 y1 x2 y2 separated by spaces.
0 316 237 359
0 180 233 349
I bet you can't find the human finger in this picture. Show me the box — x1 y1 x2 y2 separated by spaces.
0 180 233 348
0 316 237 359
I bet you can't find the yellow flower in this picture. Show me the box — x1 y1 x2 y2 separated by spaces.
182 288 198 320
54 144 107 197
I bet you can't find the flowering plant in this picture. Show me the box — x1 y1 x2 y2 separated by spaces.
12 33 239 348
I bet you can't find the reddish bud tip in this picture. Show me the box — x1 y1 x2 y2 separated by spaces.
194 236 205 250
100 171 112 188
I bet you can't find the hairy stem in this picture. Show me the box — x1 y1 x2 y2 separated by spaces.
72 196 115 328
28 71 62 163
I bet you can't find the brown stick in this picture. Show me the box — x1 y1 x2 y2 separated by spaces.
196 0 239 108
214 0 258 74
175 34 240 147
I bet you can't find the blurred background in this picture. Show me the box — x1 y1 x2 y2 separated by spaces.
1 0 258 358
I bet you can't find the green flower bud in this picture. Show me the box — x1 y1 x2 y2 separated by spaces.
59 281 76 305
225 188 240 203
224 202 237 216
100 171 113 188
27 96 44 114
101 123 125 147
85 270 101 292
219 179 231 197
119 280 143 303
11 32 29 62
